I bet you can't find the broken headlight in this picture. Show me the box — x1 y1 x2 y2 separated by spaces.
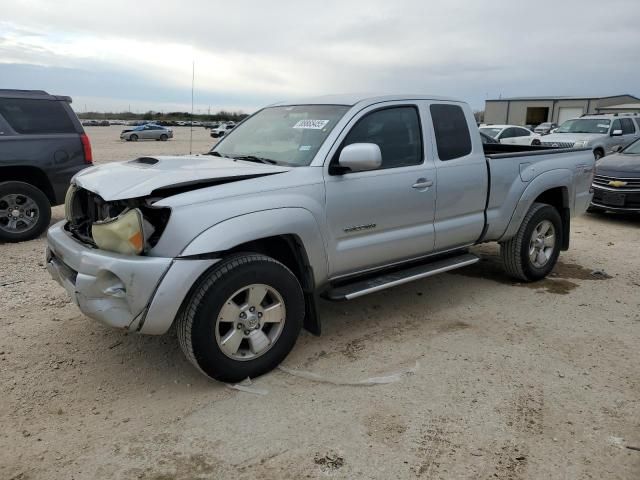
92 208 153 255
64 184 77 222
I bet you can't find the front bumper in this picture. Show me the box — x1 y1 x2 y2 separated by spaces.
591 186 640 212
46 221 218 334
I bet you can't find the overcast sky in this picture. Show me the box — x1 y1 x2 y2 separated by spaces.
1 0 639 114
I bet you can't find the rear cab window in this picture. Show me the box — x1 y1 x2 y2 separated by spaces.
0 98 76 134
430 104 472 160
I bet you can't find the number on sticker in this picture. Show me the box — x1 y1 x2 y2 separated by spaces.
293 119 330 129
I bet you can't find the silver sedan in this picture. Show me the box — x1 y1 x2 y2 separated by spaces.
120 124 173 141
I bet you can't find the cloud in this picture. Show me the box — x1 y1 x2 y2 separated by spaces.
1 0 639 112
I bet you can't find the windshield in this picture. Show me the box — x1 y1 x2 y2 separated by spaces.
212 105 349 166
623 138 640 154
556 119 610 134
479 127 502 138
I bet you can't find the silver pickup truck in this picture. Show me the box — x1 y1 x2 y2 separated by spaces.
46 94 594 382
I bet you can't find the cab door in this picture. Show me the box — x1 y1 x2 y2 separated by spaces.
427 102 488 250
323 102 436 278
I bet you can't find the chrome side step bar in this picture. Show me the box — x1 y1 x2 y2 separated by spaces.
325 253 479 301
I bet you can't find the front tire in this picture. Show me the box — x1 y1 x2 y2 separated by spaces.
130 134 138 141
176 253 304 382
0 181 51 242
501 202 562 281
160 134 168 141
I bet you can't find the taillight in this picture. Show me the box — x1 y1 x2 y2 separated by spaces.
80 133 93 164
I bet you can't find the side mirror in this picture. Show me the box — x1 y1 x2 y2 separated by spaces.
611 129 623 136
338 143 382 172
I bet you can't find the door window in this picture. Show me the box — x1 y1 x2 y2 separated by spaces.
611 119 622 133
620 118 635 134
341 106 423 169
430 104 472 160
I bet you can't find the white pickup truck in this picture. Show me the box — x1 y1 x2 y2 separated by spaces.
46 94 595 382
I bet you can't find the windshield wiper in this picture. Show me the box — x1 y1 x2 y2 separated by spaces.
233 155 278 165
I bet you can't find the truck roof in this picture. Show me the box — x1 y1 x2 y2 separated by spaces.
0 89 72 102
269 93 462 107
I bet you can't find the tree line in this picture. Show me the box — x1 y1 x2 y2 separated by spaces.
77 110 250 122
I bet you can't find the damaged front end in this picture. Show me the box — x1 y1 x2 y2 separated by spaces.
65 184 171 255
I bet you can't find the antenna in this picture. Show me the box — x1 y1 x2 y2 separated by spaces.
189 60 195 155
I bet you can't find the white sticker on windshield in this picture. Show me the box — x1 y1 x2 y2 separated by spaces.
293 119 329 129
299 145 312 151
598 124 609 128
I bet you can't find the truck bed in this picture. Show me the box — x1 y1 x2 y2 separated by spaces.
481 145 594 243
482 143 556 156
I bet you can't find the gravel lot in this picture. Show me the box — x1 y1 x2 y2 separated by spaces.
1 126 639 479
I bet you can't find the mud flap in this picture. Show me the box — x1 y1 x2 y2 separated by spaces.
303 292 321 336
561 207 570 251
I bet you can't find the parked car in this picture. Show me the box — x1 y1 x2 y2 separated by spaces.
46 94 594 382
120 124 173 141
589 138 640 213
0 89 92 242
210 123 236 138
539 115 640 160
534 122 558 135
480 131 499 144
479 125 540 145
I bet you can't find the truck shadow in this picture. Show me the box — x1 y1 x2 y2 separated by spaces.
450 253 611 295
67 250 611 386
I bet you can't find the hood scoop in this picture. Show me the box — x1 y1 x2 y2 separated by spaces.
128 157 160 167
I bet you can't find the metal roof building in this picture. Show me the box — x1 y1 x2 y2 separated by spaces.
484 94 639 126
595 103 640 114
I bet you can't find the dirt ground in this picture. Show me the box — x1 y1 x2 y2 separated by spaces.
1 126 639 479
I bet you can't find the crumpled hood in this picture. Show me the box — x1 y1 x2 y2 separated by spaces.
73 155 291 201
540 133 602 144
595 153 640 177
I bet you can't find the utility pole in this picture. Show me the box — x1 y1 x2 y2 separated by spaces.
189 60 195 155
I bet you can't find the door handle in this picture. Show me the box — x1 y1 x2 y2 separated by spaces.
412 178 433 189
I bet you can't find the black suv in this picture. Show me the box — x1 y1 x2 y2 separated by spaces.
0 89 92 242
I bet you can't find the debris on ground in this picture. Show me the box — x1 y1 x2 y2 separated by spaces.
227 377 269 395
314 451 345 472
590 269 611 279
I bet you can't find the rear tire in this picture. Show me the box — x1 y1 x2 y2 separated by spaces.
0 181 51 243
594 149 604 161
501 202 562 282
176 253 304 383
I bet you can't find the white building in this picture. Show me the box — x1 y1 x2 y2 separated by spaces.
484 95 639 126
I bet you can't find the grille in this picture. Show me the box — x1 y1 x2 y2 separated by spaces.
540 141 575 149
593 174 640 191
